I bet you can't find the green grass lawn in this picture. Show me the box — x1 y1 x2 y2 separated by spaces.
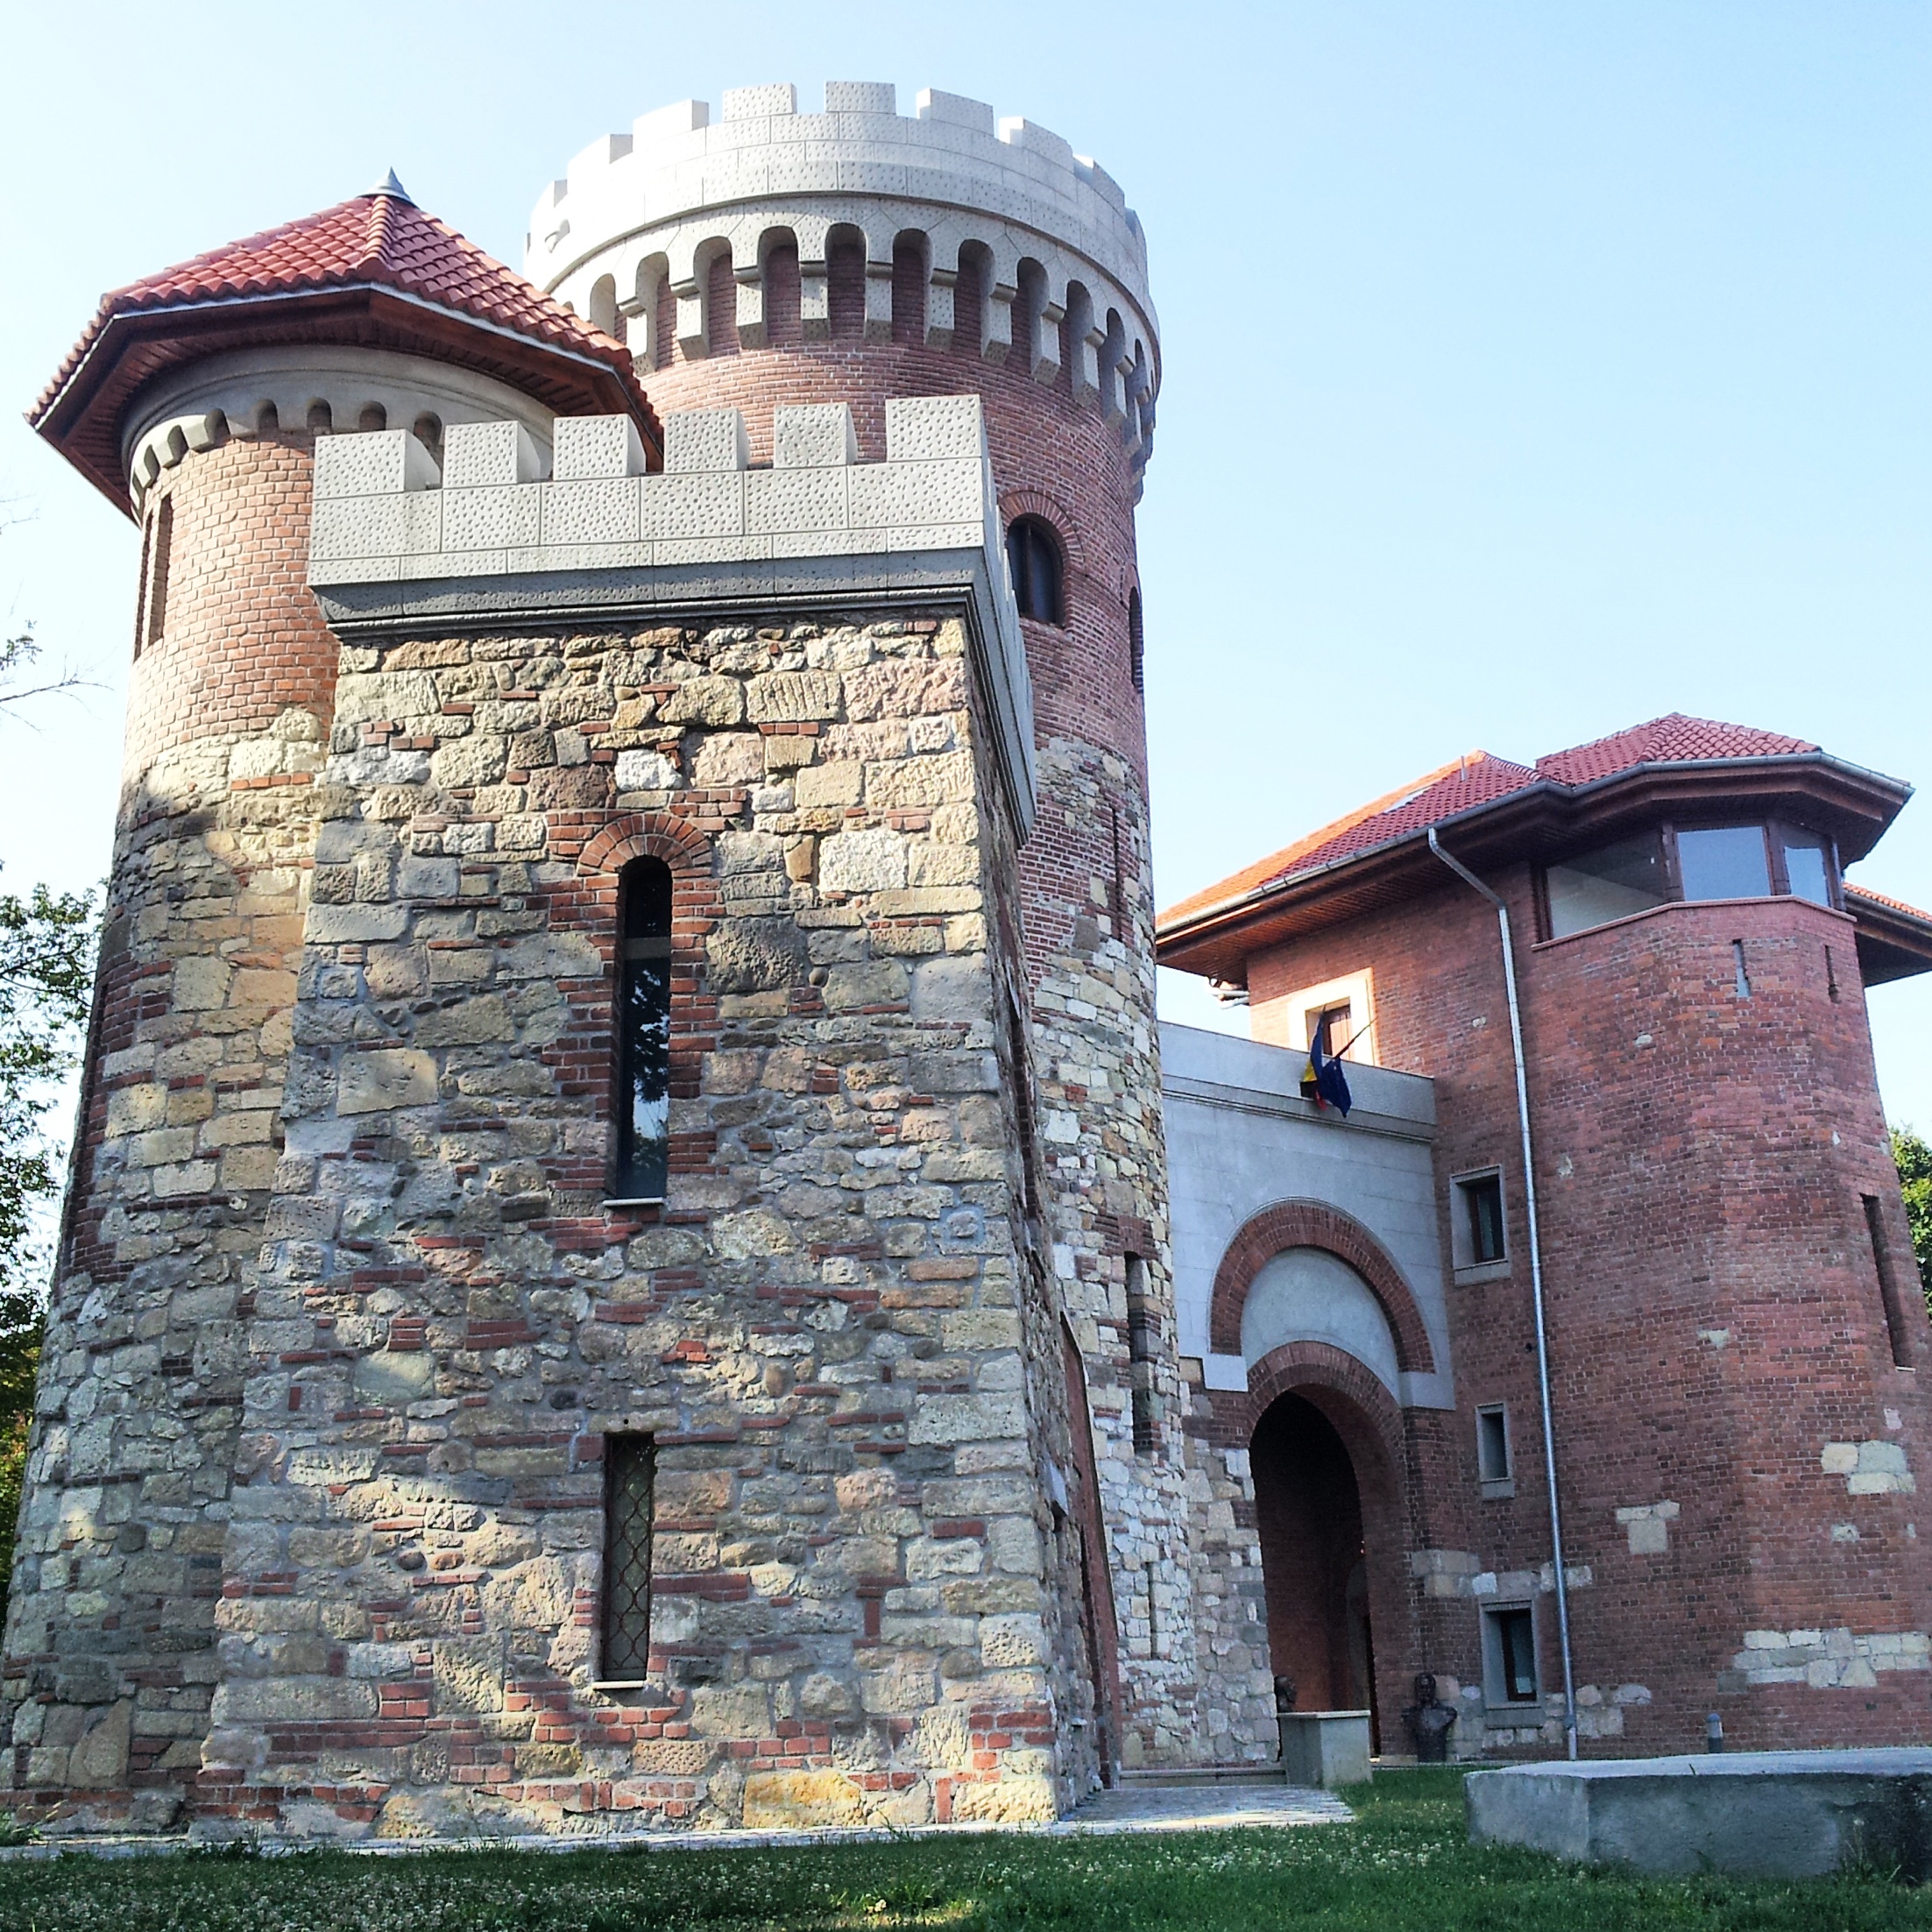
0 1770 1926 1930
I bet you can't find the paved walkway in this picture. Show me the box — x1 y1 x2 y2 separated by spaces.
0 1779 1352 1858
1065 1780 1352 1833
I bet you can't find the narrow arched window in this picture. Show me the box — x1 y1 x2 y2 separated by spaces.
1006 516 1065 625
1128 587 1145 692
613 858 673 1200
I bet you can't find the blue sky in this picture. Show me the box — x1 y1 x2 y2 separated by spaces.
3 0 1928 1125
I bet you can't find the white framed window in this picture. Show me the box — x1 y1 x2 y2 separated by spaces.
1278 968 1377 1067
1450 1167 1509 1282
1481 1602 1539 1709
1476 1403 1514 1498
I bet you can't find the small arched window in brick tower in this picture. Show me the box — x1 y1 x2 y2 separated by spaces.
612 857 673 1201
136 497 173 659
1129 587 1146 692
1006 516 1065 626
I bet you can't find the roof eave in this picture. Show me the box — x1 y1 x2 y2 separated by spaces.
1157 750 1914 976
32 282 660 520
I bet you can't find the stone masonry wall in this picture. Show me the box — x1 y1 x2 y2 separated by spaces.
183 604 1097 1838
2 428 338 1829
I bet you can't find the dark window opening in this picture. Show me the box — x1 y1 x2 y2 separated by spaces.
357 402 388 434
764 243 802 348
1476 1404 1511 1484
704 251 740 357
1486 1605 1539 1703
144 498 173 654
1313 1002 1354 1063
1006 516 1065 625
1458 1172 1506 1267
1864 1192 1914 1369
601 1434 655 1680
891 235 927 344
1125 1254 1160 1459
613 857 672 1201
1128 587 1145 692
133 511 155 662
827 237 867 339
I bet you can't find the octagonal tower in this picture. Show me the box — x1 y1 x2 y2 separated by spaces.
527 83 1191 1762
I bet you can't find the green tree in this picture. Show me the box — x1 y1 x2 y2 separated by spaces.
0 605 99 1626
1896 1125 1932 1310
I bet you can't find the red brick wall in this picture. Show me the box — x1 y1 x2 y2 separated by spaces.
1243 867 1932 1753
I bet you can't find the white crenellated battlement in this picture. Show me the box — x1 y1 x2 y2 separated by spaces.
307 391 1034 826
522 83 1158 484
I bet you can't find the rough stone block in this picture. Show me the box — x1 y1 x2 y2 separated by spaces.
884 396 986 463
1468 1752 1932 1879
313 429 438 499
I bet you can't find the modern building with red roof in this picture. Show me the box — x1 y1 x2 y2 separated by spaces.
1157 715 1932 1759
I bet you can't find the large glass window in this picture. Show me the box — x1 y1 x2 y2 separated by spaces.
1676 825 1771 902
1545 832 1668 938
1543 818 1838 938
614 858 672 1201
1780 828 1833 906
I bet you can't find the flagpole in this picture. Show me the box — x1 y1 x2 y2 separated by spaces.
1427 828 1579 1763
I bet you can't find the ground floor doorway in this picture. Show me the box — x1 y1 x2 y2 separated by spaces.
1251 1391 1379 1749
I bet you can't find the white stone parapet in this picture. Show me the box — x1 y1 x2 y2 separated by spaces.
307 393 1036 830
522 83 1158 479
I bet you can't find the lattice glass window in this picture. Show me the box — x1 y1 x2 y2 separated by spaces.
612 858 672 1202
602 1435 656 1681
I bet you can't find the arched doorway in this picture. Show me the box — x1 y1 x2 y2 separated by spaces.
1251 1391 1379 1746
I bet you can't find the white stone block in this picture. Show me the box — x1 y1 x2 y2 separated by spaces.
641 471 745 541
442 421 546 489
884 395 985 462
542 478 642 546
634 98 709 145
916 89 996 136
663 408 750 473
653 534 772 565
722 82 796 121
998 117 1075 170
615 750 681 791
746 466 846 534
886 522 983 552
552 414 647 480
825 81 895 115
312 429 436 499
442 485 541 550
310 495 411 562
774 403 857 468
771 527 886 560
850 458 982 529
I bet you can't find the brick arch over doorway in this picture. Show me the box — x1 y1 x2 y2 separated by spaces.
1208 1200 1435 1373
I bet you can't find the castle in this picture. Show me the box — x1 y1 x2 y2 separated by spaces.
5 80 1930 1839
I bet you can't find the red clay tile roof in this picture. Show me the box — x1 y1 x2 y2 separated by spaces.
1161 714 1823 928
32 186 655 511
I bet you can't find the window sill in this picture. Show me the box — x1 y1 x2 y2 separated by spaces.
1483 1702 1544 1723
1479 1477 1516 1501
590 1680 650 1695
603 1198 665 1212
1453 1261 1511 1287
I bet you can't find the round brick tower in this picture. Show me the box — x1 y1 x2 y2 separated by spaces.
526 82 1193 1763
9 188 648 1827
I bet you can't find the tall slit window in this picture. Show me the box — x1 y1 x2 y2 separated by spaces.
613 858 672 1201
601 1434 655 1681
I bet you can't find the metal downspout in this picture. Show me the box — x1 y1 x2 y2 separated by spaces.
1427 826 1579 1760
